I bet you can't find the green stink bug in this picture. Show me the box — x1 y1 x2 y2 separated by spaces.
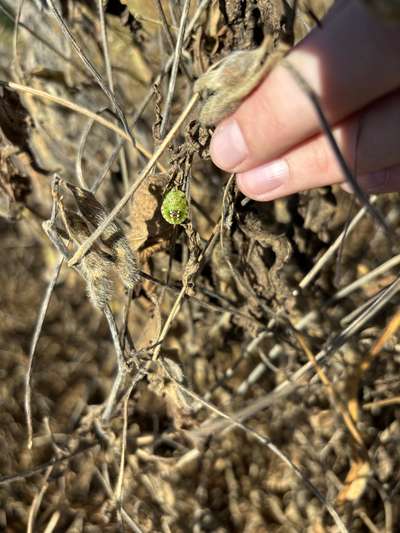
161 189 188 225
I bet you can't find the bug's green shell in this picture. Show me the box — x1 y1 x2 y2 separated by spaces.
161 189 188 225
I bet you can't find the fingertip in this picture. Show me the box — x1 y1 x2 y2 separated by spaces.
236 173 260 200
210 119 249 171
340 182 354 194
236 160 289 201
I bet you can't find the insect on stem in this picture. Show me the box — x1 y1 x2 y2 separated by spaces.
67 92 199 268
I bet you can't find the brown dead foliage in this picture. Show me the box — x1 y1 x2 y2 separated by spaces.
1 1 400 532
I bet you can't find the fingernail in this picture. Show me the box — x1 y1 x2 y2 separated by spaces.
210 119 249 170
341 182 354 194
237 160 288 198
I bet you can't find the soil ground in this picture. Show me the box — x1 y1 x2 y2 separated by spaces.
0 1 399 532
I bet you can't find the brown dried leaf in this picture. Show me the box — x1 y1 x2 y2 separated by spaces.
0 87 30 149
240 211 292 306
147 359 192 429
182 221 202 293
129 173 173 252
106 15 152 85
135 296 162 351
337 459 371 504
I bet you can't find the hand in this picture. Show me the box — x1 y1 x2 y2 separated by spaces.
209 0 400 201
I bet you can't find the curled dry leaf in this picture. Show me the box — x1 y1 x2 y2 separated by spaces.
147 358 193 429
0 87 30 149
134 295 162 351
336 459 371 504
129 173 173 251
182 221 202 292
10 1 151 181
238 210 293 307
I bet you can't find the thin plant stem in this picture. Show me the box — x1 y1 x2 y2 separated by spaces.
68 93 199 267
97 0 130 191
45 0 135 147
102 305 127 421
168 373 348 533
95 466 144 533
0 442 98 485
334 254 400 300
294 332 366 450
284 60 391 243
0 2 86 75
114 385 134 504
25 204 64 449
3 80 158 165
27 467 53 533
299 197 377 289
76 106 109 189
160 0 191 137
12 0 25 82
154 0 176 51
152 220 220 361
334 197 355 286
43 511 60 533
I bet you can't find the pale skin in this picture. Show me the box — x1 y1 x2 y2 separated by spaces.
209 0 400 201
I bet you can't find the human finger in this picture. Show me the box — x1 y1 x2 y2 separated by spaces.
341 165 400 194
210 0 400 173
236 88 400 200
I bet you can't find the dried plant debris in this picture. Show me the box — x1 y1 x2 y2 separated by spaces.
194 1 336 125
129 172 174 252
239 210 293 307
0 147 31 220
0 86 30 149
1 1 399 532
58 202 115 310
66 182 140 290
